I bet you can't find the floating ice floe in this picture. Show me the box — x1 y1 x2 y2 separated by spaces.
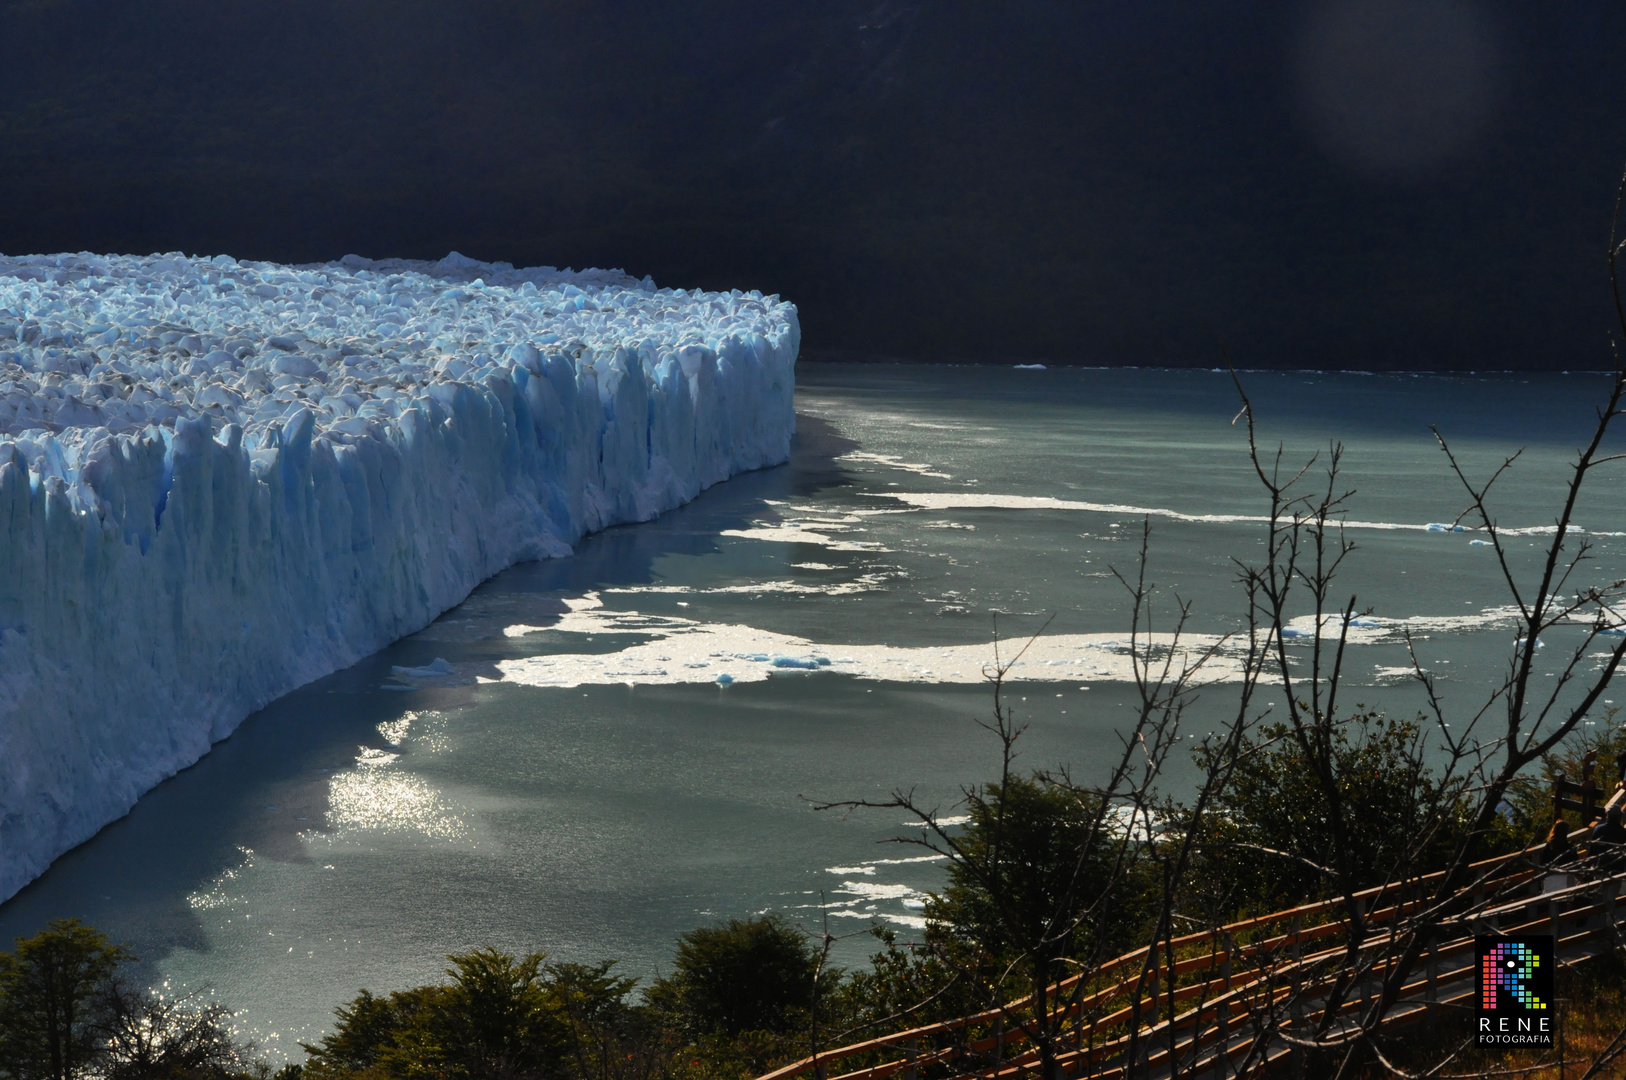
719 521 889 552
0 250 798 902
488 594 1571 692
496 593 1242 688
836 451 952 479
864 492 1614 537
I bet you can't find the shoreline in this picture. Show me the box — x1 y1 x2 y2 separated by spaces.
797 349 1617 376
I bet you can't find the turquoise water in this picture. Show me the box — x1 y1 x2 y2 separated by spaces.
3 364 1624 1058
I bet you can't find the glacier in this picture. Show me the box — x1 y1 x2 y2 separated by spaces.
0 250 798 902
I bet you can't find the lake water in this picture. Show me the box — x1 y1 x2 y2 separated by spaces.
4 363 1625 1059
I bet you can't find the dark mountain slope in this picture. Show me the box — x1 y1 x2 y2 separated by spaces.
1 1 1622 369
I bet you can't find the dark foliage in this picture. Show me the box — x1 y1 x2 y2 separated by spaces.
0 918 128 1080
304 950 567 1080
646 916 822 1041
925 775 1155 976
0 919 267 1080
1180 712 1512 917
100 981 244 1080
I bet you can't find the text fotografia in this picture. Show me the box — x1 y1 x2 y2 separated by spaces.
1476 936 1555 1049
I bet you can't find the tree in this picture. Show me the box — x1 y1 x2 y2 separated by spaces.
647 915 822 1040
817 545 1262 1080
926 776 1155 973
410 948 564 1080
0 918 128 1080
302 987 442 1079
305 951 565 1080
98 980 242 1080
538 962 638 1080
1182 711 1512 917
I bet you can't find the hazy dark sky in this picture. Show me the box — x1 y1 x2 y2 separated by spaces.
1 0 1623 370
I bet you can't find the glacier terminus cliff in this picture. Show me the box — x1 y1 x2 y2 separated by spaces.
0 250 798 902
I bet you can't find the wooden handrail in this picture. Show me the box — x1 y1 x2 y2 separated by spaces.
763 840 1626 1080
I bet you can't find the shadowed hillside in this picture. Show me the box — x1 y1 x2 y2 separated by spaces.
1 0 1624 369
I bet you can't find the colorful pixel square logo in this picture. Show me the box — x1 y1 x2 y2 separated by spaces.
1476 936 1554 1048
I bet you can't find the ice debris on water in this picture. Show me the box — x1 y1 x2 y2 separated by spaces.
1426 523 1467 532
770 655 832 669
0 249 798 902
391 658 455 679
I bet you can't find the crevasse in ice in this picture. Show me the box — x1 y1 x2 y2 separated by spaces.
0 250 798 901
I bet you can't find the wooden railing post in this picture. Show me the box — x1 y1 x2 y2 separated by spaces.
1138 965 1157 1079
1425 933 1436 1001
903 1037 918 1080
1212 931 1233 1080
1288 915 1305 1080
1169 944 1182 1080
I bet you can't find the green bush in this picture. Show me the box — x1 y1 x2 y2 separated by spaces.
304 950 567 1080
925 775 1154 971
1182 711 1514 919
646 915 823 1041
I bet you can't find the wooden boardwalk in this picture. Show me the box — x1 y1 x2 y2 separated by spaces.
761 824 1626 1080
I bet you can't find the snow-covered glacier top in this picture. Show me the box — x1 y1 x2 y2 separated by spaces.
0 249 797 902
0 250 791 483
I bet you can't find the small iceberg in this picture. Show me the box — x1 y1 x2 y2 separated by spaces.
1426 523 1467 532
716 673 735 686
771 655 832 670
391 658 455 679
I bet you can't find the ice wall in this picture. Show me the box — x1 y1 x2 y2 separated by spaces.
0 251 798 901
